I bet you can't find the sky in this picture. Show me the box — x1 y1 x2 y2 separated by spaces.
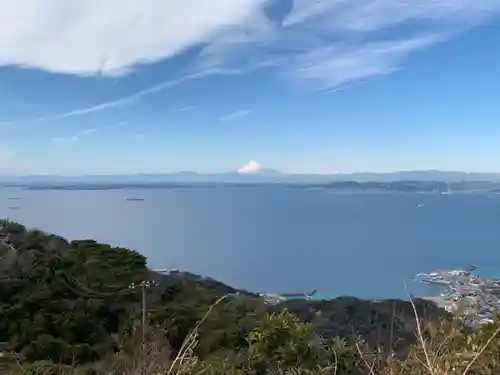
1 0 500 175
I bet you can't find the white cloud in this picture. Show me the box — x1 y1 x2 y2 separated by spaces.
0 0 268 76
52 128 98 144
220 109 253 121
4 0 499 121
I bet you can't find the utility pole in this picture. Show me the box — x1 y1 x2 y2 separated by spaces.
129 269 170 375
141 281 147 375
130 279 156 375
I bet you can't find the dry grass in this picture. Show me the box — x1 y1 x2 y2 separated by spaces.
92 295 229 375
6 293 500 375
96 297 500 375
380 295 500 375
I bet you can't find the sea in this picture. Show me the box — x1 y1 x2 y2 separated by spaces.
1 186 500 300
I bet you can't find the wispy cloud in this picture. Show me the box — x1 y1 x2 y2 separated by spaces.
194 0 500 88
0 121 13 127
219 109 253 122
4 0 499 121
34 71 211 122
282 0 499 31
33 65 268 122
52 128 98 144
321 80 368 95
291 35 443 88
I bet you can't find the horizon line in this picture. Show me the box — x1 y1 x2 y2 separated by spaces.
1 169 500 178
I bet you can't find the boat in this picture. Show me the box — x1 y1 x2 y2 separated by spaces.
125 197 145 201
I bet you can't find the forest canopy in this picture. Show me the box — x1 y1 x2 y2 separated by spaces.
3 220 498 375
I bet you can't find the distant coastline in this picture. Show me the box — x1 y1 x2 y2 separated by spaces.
1 169 500 192
4 180 500 193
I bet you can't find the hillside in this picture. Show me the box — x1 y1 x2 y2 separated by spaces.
1 221 500 374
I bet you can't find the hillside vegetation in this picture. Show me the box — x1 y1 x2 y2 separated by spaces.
1 220 500 374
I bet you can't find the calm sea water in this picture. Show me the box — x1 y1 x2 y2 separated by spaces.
1 187 499 300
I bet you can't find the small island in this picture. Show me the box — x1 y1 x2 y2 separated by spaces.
1 220 499 375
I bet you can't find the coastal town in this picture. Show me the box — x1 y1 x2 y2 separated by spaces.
417 265 500 326
258 268 500 328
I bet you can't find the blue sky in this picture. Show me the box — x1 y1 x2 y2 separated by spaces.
1 0 500 175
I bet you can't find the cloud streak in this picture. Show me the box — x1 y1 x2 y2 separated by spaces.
291 34 444 88
35 71 211 122
283 0 500 30
33 67 260 123
52 128 98 144
219 109 253 122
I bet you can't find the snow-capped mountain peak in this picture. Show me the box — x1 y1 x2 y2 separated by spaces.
237 161 262 174
234 161 283 177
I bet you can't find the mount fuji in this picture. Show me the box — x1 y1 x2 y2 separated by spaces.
1 162 500 186
232 161 283 177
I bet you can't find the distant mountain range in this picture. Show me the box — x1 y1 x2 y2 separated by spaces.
1 169 500 186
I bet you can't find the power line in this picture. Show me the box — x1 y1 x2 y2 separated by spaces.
0 222 172 374
62 270 168 375
63 272 137 297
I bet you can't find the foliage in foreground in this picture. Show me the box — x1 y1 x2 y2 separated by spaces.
8 310 500 375
2 220 500 374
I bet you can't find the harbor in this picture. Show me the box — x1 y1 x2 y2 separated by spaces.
417 266 500 326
